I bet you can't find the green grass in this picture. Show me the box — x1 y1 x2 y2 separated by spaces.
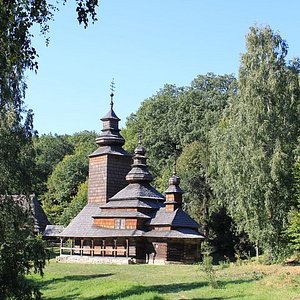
28 255 300 300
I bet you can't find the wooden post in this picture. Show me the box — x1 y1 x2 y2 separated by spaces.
114 239 117 257
70 239 73 255
80 239 83 256
91 239 94 257
60 238 63 255
102 239 105 257
126 239 129 257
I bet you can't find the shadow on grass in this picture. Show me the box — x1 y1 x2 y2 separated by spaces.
40 273 256 300
86 278 252 300
36 273 114 300
40 273 114 288
42 295 81 300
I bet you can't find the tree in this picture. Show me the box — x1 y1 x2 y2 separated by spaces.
0 196 48 300
211 26 300 258
122 74 236 191
41 131 96 223
0 2 99 298
59 180 88 226
172 73 237 146
0 108 36 194
33 134 74 195
286 156 300 251
177 141 211 231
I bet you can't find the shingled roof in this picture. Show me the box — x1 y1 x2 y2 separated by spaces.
0 194 50 233
93 211 151 219
147 208 200 229
43 225 65 237
99 199 163 209
144 228 205 239
109 183 164 201
60 203 145 238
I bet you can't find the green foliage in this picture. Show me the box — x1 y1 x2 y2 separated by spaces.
67 131 97 154
211 26 300 258
59 181 88 226
208 207 253 261
42 152 88 223
286 157 300 251
122 113 139 154
174 73 237 146
135 84 184 180
200 254 218 288
41 131 96 223
0 196 49 300
0 2 98 299
177 141 211 229
200 242 218 288
33 134 74 195
123 74 236 192
0 108 36 194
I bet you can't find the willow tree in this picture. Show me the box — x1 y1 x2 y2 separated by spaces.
211 26 300 259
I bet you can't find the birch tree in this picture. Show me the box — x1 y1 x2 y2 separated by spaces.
211 26 300 259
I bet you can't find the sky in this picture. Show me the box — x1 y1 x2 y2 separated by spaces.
25 0 300 135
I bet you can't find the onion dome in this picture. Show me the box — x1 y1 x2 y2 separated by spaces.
168 172 181 187
95 93 125 146
126 142 153 183
165 162 183 211
165 162 183 194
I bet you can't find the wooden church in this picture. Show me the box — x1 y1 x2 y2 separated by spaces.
58 94 204 264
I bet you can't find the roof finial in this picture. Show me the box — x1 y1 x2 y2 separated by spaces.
137 127 142 145
173 159 177 175
110 78 115 109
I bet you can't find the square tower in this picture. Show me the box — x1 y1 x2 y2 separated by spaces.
88 94 132 204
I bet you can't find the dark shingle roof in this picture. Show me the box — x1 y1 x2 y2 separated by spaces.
43 225 65 237
31 195 50 233
110 183 164 201
89 145 131 157
147 208 200 229
1 194 50 233
59 203 203 239
100 199 163 209
59 204 143 238
93 211 150 219
60 203 98 237
144 228 204 239
101 107 120 121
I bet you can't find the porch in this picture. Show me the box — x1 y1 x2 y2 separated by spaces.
59 237 135 258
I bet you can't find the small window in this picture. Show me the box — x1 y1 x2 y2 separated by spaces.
115 218 125 229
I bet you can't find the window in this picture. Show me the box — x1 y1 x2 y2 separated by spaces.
115 218 125 229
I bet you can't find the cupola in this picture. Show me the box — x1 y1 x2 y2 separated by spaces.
164 162 183 212
125 140 153 183
95 93 125 147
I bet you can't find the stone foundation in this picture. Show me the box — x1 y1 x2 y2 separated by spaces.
57 255 170 265
56 255 136 265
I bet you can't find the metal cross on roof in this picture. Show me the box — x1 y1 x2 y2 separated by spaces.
110 78 115 108
138 128 142 145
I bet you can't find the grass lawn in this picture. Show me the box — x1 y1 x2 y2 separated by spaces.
29 254 300 300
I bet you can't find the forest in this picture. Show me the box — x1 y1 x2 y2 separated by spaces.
0 1 300 299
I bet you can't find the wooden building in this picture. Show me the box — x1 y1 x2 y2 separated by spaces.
1 194 50 234
59 95 204 264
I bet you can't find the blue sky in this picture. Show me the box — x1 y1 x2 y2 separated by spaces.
25 0 300 135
